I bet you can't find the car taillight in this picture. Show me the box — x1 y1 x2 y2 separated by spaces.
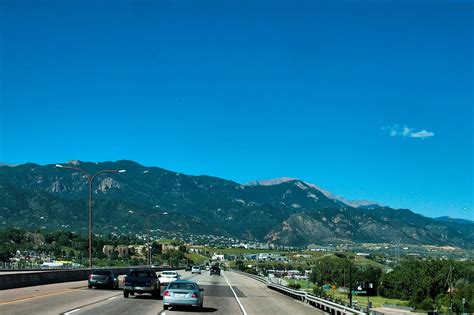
164 291 170 296
192 293 198 298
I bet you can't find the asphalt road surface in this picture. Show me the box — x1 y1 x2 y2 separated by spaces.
0 270 324 315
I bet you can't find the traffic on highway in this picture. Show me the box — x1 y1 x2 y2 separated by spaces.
0 269 323 315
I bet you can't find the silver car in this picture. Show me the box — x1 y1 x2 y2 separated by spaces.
163 280 204 310
191 266 201 274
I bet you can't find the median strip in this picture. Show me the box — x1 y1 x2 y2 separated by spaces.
0 288 83 305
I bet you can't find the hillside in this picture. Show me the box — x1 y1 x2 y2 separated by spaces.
0 160 472 248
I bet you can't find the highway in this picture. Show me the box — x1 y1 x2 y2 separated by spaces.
0 270 324 315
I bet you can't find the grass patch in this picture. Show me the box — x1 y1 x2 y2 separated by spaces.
184 252 208 264
286 279 313 290
328 291 410 309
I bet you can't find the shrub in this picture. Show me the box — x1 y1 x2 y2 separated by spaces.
417 298 434 311
288 283 301 290
244 268 257 275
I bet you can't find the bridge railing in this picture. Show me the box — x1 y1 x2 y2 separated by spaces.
234 270 366 315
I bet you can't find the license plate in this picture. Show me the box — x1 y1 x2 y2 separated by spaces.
174 294 186 298
134 287 144 290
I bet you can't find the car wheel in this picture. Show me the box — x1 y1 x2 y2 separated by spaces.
130 291 135 296
88 285 92 289
124 291 129 298
163 305 168 310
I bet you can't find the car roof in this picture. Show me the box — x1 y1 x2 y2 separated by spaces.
170 280 198 284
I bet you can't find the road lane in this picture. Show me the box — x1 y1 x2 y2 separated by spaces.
73 271 242 315
0 270 325 315
0 280 122 315
224 272 325 315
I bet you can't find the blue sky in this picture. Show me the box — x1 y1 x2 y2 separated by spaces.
1 0 473 220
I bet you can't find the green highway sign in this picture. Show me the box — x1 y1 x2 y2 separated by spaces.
352 290 367 295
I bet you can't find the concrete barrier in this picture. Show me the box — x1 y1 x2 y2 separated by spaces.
0 269 90 290
0 266 183 290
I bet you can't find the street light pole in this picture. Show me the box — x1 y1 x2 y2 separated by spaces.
146 212 168 266
55 164 126 269
349 261 353 307
335 252 355 307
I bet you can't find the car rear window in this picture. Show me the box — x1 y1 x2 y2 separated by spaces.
168 283 195 290
92 270 111 275
130 271 154 277
161 272 176 276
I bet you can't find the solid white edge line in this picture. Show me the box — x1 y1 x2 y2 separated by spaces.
107 296 118 301
64 308 81 315
223 271 248 315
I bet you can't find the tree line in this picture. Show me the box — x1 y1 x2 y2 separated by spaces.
0 228 186 267
308 256 473 312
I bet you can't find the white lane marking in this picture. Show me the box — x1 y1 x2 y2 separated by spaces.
64 309 81 315
107 296 118 301
223 271 248 315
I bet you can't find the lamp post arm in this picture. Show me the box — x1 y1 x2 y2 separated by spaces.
57 165 90 178
90 169 123 183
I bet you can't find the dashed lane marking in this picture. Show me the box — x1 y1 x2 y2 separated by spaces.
60 293 122 315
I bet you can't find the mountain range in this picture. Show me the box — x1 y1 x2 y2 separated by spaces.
0 160 472 249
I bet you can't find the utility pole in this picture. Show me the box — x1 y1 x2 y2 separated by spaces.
445 266 454 314
335 253 354 307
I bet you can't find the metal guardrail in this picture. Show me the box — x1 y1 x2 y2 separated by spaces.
235 271 366 315
235 272 269 284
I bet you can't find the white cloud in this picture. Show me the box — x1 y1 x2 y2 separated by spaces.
384 125 434 139
410 129 435 139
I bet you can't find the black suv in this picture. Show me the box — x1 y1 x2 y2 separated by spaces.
210 265 221 276
88 270 119 289
185 265 192 271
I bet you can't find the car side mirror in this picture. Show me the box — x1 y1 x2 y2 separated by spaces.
200 288 204 292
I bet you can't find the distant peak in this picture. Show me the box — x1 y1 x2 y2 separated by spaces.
0 162 19 167
245 177 382 208
245 177 333 197
245 177 298 186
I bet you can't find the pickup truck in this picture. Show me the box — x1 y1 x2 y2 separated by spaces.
123 268 160 298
